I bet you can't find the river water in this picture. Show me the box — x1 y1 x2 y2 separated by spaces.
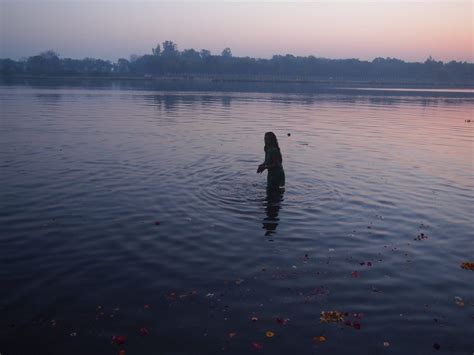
1 85 473 354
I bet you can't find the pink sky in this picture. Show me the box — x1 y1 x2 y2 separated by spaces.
0 1 472 62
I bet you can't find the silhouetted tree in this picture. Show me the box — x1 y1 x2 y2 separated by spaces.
221 47 232 58
1 41 473 84
26 50 61 74
116 58 131 73
162 40 179 57
152 44 161 56
200 49 211 59
0 58 21 75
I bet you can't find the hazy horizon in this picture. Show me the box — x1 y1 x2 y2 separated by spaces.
1 0 472 63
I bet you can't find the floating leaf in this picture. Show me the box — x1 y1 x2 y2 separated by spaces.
266 331 275 338
461 262 474 271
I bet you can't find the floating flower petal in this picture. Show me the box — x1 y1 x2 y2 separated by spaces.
320 311 344 323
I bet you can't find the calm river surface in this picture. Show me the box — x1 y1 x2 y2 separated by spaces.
1 85 473 355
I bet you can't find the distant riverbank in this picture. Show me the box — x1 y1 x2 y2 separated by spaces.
2 75 473 97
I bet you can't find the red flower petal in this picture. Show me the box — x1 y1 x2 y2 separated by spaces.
276 317 289 325
112 335 126 345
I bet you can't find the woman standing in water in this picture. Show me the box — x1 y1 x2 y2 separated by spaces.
257 132 285 190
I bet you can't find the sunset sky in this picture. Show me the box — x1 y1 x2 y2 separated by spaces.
0 0 472 62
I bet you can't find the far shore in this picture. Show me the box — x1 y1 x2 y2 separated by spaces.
2 74 473 97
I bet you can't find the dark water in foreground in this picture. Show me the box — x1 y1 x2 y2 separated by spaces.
0 86 473 355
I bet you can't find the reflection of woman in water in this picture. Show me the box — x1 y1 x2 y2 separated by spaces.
262 188 284 236
257 132 285 190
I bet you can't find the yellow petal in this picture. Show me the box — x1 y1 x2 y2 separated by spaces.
266 331 275 338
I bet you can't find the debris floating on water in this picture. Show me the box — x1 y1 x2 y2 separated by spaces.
414 233 428 241
112 336 126 345
276 317 290 325
266 331 275 338
461 262 474 271
454 296 465 307
320 311 344 323
313 336 326 344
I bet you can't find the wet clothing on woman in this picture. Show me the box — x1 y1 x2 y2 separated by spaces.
264 146 285 190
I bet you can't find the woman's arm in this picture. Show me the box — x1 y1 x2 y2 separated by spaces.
257 154 280 173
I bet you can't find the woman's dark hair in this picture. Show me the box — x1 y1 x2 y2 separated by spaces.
264 132 282 163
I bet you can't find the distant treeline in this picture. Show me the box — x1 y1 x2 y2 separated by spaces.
1 41 473 84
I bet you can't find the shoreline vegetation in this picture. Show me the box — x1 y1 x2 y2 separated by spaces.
1 41 473 90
